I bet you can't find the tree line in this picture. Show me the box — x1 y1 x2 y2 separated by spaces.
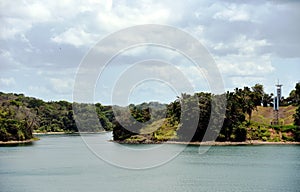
113 83 300 142
0 93 114 141
1 82 300 142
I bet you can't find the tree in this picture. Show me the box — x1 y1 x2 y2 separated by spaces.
176 93 203 142
287 83 300 106
293 83 300 126
252 84 264 106
167 100 181 122
0 102 36 141
233 125 247 142
294 107 300 126
234 87 256 123
218 91 246 141
262 93 273 107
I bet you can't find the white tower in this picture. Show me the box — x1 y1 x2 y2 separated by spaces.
272 80 282 125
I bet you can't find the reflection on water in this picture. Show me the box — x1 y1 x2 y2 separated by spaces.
0 142 35 147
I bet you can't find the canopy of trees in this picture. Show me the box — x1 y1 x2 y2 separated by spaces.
1 82 300 142
113 83 300 143
0 93 114 141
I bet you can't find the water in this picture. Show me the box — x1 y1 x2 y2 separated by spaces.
1 133 299 192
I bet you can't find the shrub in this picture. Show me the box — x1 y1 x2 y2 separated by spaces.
233 126 247 142
262 131 270 137
272 137 281 142
217 134 226 142
282 133 294 141
294 128 300 141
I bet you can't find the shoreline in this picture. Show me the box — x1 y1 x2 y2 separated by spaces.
113 140 300 146
33 131 108 135
2 133 299 146
1 131 109 145
166 140 300 146
0 138 38 145
33 132 67 135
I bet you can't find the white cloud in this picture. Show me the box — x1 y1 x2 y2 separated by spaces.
0 1 51 21
0 0 112 40
0 1 52 39
50 1 171 48
28 85 50 95
0 18 32 39
213 4 250 22
0 49 22 71
216 54 274 76
96 3 170 31
207 35 274 84
177 65 208 89
49 78 74 94
230 76 266 89
51 27 100 48
0 77 16 86
1 0 299 101
212 35 270 55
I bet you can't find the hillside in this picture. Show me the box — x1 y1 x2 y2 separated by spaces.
116 104 300 143
250 106 296 125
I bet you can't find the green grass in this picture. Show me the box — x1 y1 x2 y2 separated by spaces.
269 124 297 132
132 118 179 142
245 121 298 142
250 106 296 125
140 119 166 134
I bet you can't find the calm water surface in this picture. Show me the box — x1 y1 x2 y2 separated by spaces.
0 133 299 192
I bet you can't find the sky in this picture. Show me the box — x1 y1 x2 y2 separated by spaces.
0 0 299 105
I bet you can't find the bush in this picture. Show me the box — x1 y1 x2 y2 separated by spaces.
260 127 268 133
233 126 247 142
262 131 270 137
281 125 297 132
17 130 25 141
295 128 300 141
272 137 281 142
216 134 226 142
282 133 294 141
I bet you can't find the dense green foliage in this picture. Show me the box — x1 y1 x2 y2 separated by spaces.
0 94 37 141
0 105 34 141
293 83 300 124
1 82 300 142
0 93 114 141
292 83 300 141
113 83 300 143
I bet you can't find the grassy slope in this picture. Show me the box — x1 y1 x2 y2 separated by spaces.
247 106 297 142
250 106 296 125
124 118 179 143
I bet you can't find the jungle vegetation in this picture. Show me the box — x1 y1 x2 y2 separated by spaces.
1 83 300 142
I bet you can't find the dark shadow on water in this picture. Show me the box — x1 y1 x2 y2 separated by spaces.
0 142 35 147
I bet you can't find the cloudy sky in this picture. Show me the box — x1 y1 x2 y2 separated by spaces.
1 0 299 104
